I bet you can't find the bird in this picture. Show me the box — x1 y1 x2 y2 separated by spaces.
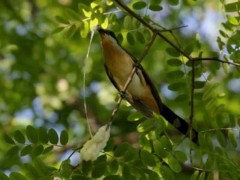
97 27 198 143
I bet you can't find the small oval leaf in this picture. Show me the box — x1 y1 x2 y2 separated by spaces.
14 130 25 144
26 125 38 143
132 1 147 10
60 130 69 145
48 128 59 145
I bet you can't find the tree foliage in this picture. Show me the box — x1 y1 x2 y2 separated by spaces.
0 0 240 179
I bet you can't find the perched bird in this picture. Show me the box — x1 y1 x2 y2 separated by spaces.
97 27 198 143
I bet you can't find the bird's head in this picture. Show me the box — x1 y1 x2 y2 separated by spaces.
97 26 119 46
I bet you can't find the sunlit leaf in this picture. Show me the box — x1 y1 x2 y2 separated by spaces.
137 119 155 132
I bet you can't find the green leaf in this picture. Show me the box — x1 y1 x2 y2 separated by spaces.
48 128 59 144
174 151 187 162
43 145 54 154
166 70 184 79
159 136 172 151
167 58 182 66
199 172 206 180
127 111 143 121
166 47 180 57
132 1 147 10
55 16 69 24
26 125 38 143
103 175 121 180
7 146 19 157
216 131 226 147
92 162 106 178
31 145 44 158
225 2 240 12
166 155 181 173
194 81 205 89
135 31 145 44
109 159 119 174
123 16 132 29
9 172 26 180
175 94 188 102
114 143 130 157
168 82 186 91
3 133 15 145
82 161 92 175
72 175 90 180
191 170 199 180
168 0 179 6
60 159 72 178
65 8 80 20
60 130 68 145
38 127 48 144
80 21 89 38
0 171 8 180
137 119 154 133
20 145 32 156
104 138 115 152
153 140 168 158
124 146 138 161
140 150 156 167
14 130 25 144
159 165 175 180
149 4 162 11
126 32 135 45
66 24 78 38
228 131 237 147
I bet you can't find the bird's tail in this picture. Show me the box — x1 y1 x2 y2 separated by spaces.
161 104 198 143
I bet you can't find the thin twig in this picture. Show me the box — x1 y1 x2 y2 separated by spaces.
189 59 195 163
108 32 158 126
192 57 240 67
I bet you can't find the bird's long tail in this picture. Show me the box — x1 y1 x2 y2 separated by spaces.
161 104 198 143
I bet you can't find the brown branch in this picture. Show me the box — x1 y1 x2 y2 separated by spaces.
108 32 158 126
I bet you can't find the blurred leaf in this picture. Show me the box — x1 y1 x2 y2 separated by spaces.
31 145 44 158
228 131 237 147
114 143 130 157
3 133 15 145
0 171 8 180
60 159 72 178
48 129 59 145
60 130 68 145
103 175 121 180
9 172 26 180
149 4 162 11
92 162 106 178
140 150 156 167
20 145 32 156
132 1 147 10
166 47 180 57
167 58 182 66
168 0 179 6
13 130 25 144
159 165 175 180
137 119 155 133
38 127 48 144
26 125 38 144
